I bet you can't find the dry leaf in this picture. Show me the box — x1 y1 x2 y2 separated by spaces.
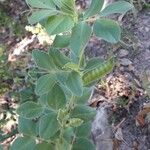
136 103 150 126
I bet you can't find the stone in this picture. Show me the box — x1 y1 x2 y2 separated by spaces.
119 58 132 66
118 49 129 57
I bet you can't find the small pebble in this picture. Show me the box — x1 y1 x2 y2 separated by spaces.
118 49 129 57
119 58 132 66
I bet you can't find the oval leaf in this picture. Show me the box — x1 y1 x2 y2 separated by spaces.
76 122 92 138
72 138 95 150
39 113 59 140
71 105 96 121
18 117 37 136
35 74 56 95
34 142 54 150
45 15 74 35
100 1 133 17
48 48 70 68
26 0 55 9
28 9 58 25
84 0 104 18
66 71 83 96
17 102 44 119
47 84 66 110
10 137 36 150
53 35 71 48
32 50 55 71
70 22 92 57
93 19 121 43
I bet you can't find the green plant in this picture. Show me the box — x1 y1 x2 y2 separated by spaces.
8 0 133 149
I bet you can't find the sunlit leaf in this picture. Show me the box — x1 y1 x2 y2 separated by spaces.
84 0 104 18
100 1 133 17
93 19 121 43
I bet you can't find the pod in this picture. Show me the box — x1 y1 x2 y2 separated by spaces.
82 57 115 86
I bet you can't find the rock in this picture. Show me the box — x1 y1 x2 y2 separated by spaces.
119 58 132 66
118 49 129 57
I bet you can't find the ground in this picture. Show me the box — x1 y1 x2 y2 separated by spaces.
0 0 150 150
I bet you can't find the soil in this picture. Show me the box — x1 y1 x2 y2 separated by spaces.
0 0 150 150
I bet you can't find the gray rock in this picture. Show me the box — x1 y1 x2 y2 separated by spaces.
119 58 132 66
118 49 129 57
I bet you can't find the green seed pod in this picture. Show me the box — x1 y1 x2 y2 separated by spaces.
82 57 115 86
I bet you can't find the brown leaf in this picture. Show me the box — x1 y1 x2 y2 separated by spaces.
136 103 150 126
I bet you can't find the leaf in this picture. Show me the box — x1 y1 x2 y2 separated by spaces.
18 117 37 136
28 9 58 25
49 48 70 68
76 87 93 104
70 22 92 57
76 122 92 138
20 87 34 103
17 102 44 119
63 62 79 72
0 145 3 150
60 0 76 15
84 0 104 18
35 74 56 95
63 127 74 143
32 50 55 71
34 142 54 150
93 19 121 43
72 138 95 150
100 1 133 17
70 105 96 121
45 15 74 35
53 35 71 48
47 84 66 110
84 57 104 71
66 71 83 96
136 103 150 127
10 136 36 150
26 0 55 9
39 113 59 140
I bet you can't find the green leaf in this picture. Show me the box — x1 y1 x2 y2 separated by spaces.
26 0 55 9
53 35 71 48
100 1 133 17
70 22 91 57
32 50 55 71
10 136 36 150
66 71 83 96
47 84 66 110
34 142 54 150
84 57 104 71
38 94 48 106
45 15 74 35
0 145 3 150
20 87 34 103
71 105 96 121
39 113 59 140
28 9 58 25
35 74 56 95
49 48 70 68
18 117 37 136
76 87 93 104
63 62 79 72
84 0 104 18
93 19 121 43
63 127 74 143
59 0 76 15
76 122 92 138
17 102 44 119
72 138 95 150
